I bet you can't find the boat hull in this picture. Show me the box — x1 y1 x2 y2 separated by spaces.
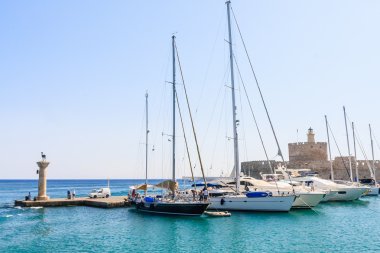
320 191 338 202
326 187 368 201
292 193 325 208
136 201 209 216
365 186 379 196
207 195 295 212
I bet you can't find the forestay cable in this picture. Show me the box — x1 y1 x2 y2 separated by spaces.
231 7 285 162
233 54 281 194
174 42 208 186
327 122 351 179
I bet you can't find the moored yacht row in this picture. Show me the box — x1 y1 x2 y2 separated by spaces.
132 0 379 217
130 168 378 216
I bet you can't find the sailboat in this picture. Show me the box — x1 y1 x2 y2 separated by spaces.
207 1 295 212
358 124 380 196
135 36 209 216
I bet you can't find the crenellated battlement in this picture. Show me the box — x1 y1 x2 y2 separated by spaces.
288 142 327 146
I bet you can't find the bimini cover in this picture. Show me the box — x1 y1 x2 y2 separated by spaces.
191 182 222 188
144 197 155 203
246 192 269 198
155 180 178 193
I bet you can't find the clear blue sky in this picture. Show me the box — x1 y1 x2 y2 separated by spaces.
1 0 380 179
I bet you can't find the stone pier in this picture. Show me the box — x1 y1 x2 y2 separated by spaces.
15 196 131 208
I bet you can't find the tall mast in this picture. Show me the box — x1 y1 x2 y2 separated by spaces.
369 124 376 180
343 106 353 182
352 122 359 182
226 0 240 193
325 115 334 181
145 92 149 196
172 35 176 185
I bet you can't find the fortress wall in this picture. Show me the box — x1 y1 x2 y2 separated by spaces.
333 157 380 180
241 160 282 179
287 160 331 178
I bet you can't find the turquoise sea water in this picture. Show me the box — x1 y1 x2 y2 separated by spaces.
1 180 380 253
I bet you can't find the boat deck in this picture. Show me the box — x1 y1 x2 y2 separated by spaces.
14 196 131 208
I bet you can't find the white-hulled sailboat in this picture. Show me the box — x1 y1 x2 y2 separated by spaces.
207 1 295 212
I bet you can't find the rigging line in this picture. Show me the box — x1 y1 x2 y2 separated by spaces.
345 114 374 178
354 125 374 178
195 7 225 114
175 89 195 185
224 86 230 173
133 105 146 179
231 6 284 163
174 42 207 186
355 131 373 177
298 197 320 215
233 55 272 173
233 54 281 194
345 114 358 181
210 85 227 169
200 64 228 148
240 90 249 163
153 44 172 149
372 131 380 151
327 121 351 179
151 80 168 152
234 56 249 163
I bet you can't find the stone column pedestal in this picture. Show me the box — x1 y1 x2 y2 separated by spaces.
36 161 50 201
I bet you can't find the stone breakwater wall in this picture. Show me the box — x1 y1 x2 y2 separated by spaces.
15 196 131 208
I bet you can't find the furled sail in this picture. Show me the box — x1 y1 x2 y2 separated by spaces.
155 180 178 193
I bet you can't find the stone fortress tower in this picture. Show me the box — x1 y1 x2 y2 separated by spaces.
288 128 329 170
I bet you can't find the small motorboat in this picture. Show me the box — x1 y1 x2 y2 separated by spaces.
204 211 231 217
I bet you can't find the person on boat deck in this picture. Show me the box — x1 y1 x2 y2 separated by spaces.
131 189 136 199
202 187 208 201
310 182 315 191
199 189 204 201
191 189 197 201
